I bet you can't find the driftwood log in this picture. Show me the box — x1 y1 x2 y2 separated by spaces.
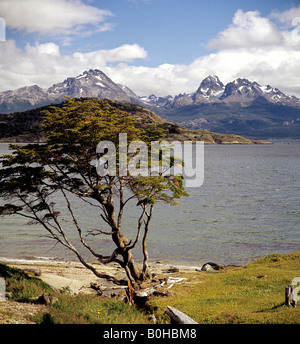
126 277 186 306
165 306 198 324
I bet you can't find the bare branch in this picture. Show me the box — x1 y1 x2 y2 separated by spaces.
142 204 154 278
86 228 114 236
125 206 146 251
100 213 115 230
60 187 107 259
16 191 73 251
98 248 119 264
78 195 104 211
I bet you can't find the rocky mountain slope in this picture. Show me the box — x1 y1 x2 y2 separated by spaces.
144 76 300 139
143 75 300 108
1 70 299 138
0 69 141 114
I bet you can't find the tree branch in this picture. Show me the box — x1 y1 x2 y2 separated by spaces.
125 206 146 251
60 186 108 260
98 248 119 264
86 228 114 236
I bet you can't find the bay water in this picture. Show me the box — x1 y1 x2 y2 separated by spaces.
0 141 299 266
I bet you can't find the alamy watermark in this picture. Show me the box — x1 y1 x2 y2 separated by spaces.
0 277 5 301
95 134 204 188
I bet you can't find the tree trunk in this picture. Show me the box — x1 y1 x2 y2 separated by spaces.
105 198 145 285
125 250 142 284
142 230 151 279
142 205 153 279
112 230 144 285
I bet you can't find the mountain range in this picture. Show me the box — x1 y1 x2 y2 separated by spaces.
0 69 300 139
0 69 141 114
142 75 300 108
143 75 300 139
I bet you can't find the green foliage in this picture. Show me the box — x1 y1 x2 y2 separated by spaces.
0 98 188 283
132 175 188 206
0 98 187 215
0 263 53 302
42 98 143 145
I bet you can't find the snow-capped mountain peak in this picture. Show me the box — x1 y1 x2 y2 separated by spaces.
47 69 126 97
0 69 141 113
0 70 299 115
47 69 142 102
142 75 300 109
196 75 225 97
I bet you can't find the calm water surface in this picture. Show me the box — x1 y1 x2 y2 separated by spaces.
0 141 299 266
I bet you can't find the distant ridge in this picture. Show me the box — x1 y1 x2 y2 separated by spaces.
143 76 300 139
0 98 269 145
1 70 299 138
142 75 300 108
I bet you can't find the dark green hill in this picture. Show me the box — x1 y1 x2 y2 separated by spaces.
0 99 269 144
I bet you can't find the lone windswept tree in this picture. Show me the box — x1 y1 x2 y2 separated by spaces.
0 98 188 286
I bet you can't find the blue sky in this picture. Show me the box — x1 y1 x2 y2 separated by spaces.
80 0 293 66
1 0 300 96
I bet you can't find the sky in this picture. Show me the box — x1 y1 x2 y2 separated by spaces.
1 0 300 97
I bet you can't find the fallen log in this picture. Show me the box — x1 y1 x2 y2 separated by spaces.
165 306 198 324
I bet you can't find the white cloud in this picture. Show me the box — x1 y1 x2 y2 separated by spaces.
270 6 300 26
186 48 300 96
0 40 148 92
26 42 61 56
1 36 300 98
207 10 283 49
0 0 113 35
107 63 191 96
1 8 300 99
106 46 300 98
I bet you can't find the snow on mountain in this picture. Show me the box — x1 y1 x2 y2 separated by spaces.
0 69 141 113
141 94 174 108
47 69 141 102
0 70 299 114
196 75 225 97
144 75 300 108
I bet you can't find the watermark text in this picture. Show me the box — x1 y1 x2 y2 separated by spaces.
95 134 204 188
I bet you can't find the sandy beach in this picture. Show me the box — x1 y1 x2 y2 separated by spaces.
0 259 202 324
3 259 201 295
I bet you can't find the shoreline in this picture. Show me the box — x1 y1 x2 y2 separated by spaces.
1 251 299 325
0 257 204 295
0 255 205 270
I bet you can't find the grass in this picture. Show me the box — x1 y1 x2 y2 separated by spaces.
33 294 152 324
0 264 52 303
0 263 152 324
1 251 299 324
148 251 300 324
